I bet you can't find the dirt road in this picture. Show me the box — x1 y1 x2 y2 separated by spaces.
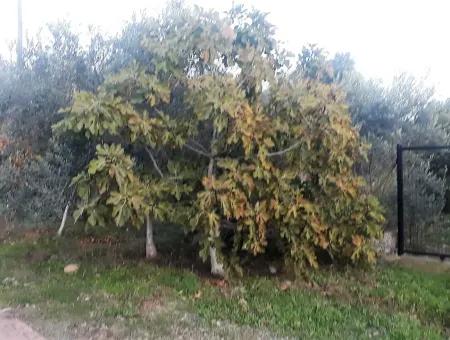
0 310 45 340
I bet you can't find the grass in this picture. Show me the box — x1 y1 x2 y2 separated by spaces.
195 266 449 339
0 226 448 339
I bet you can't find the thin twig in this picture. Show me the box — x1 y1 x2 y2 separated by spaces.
267 141 302 157
191 140 209 154
145 147 164 178
184 143 212 158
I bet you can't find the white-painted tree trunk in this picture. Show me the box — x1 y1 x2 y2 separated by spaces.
146 214 157 259
209 246 224 276
57 203 70 237
207 147 225 277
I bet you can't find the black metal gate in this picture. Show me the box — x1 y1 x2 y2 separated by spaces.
397 144 450 259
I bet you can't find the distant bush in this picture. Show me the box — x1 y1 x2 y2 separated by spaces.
0 141 74 223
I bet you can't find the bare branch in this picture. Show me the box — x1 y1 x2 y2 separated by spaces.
145 147 164 178
184 143 212 158
267 141 302 157
191 140 209 154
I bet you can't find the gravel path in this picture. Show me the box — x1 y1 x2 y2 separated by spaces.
0 309 45 340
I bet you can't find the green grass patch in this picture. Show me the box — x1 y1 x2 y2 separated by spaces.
0 234 448 339
195 272 447 339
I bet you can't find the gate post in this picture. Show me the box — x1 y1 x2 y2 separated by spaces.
396 144 404 255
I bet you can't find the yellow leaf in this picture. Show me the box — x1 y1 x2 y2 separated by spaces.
264 137 275 148
208 212 220 231
352 235 364 248
318 236 329 249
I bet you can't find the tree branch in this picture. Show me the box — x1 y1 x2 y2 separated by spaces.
145 147 164 178
191 140 209 154
184 143 212 158
267 141 302 157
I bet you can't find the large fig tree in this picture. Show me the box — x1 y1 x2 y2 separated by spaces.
55 4 383 275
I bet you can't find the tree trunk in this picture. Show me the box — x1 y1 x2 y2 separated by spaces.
207 148 224 276
209 246 224 276
57 203 70 237
146 214 157 259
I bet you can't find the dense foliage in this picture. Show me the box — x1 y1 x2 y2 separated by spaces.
296 45 450 234
0 23 111 223
52 5 384 275
347 74 450 234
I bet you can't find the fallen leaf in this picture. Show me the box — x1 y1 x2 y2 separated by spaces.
208 278 227 288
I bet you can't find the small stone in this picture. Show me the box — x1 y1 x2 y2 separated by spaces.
269 265 277 275
64 264 79 274
279 280 292 291
0 307 13 317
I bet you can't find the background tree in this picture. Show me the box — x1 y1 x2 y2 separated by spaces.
346 73 449 231
0 22 112 224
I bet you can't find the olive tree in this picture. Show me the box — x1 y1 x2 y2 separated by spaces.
0 22 112 225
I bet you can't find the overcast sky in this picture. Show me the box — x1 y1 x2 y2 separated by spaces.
1 0 449 98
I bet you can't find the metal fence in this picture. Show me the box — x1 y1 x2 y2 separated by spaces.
397 144 450 259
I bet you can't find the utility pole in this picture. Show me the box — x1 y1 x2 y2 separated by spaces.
17 0 23 68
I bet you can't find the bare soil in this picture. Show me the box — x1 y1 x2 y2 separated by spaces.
0 310 45 340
